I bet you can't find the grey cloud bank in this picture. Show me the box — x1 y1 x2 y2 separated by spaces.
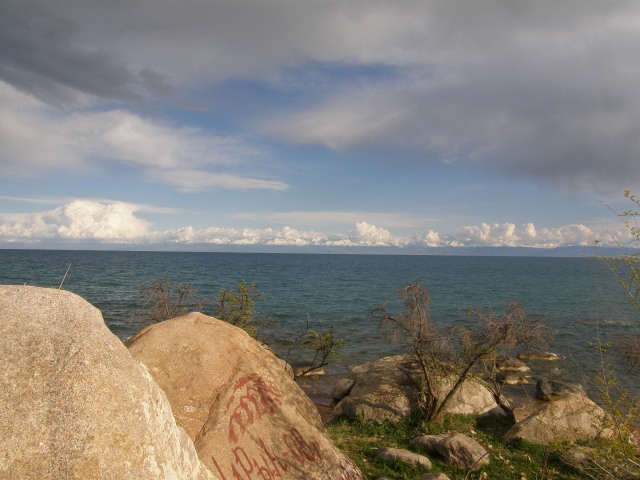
264 3 640 193
2 0 639 194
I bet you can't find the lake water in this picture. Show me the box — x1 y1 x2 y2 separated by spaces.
2 249 638 398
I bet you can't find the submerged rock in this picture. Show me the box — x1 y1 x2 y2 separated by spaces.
0 286 215 480
127 312 364 480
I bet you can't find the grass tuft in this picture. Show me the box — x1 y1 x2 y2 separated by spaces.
326 413 588 479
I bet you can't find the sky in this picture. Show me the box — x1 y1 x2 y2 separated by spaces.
1 0 640 251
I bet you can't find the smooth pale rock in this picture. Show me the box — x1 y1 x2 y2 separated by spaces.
503 393 613 445
433 375 505 417
127 312 364 480
373 447 432 469
0 286 216 480
536 379 586 401
410 433 489 471
333 355 504 424
331 378 356 401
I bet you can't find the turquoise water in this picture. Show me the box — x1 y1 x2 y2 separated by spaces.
1 249 638 395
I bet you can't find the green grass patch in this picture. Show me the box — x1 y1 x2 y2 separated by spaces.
326 414 588 479
326 415 437 479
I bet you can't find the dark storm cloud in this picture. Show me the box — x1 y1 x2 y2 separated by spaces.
264 0 640 194
0 0 174 106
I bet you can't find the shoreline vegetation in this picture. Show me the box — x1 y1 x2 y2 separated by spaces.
2 277 638 479
320 191 640 479
298 350 640 480
123 274 640 479
303 352 636 479
51 193 640 478
4 197 640 478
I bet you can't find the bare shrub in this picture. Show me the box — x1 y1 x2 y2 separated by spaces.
132 279 204 328
372 281 551 421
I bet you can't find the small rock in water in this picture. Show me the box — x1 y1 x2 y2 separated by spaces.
294 366 326 377
496 357 531 372
497 372 530 385
517 352 561 362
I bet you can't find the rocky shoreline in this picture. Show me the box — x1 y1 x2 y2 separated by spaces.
298 353 610 445
0 286 365 480
1 286 622 479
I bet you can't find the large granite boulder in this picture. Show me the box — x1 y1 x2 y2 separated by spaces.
333 355 504 424
126 312 364 480
0 286 216 480
503 393 613 445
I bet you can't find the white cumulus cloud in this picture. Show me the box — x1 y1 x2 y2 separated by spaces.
351 222 399 247
0 80 287 192
457 223 519 247
54 200 152 241
0 200 152 243
1 199 635 250
411 230 442 247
